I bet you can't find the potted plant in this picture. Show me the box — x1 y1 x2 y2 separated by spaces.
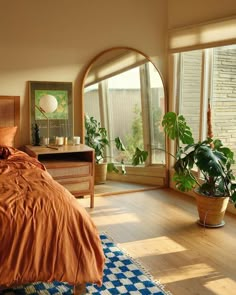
162 112 236 227
85 115 148 184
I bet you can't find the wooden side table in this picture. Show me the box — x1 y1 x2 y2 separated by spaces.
24 144 95 208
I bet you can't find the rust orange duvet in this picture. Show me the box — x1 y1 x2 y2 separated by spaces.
0 147 104 287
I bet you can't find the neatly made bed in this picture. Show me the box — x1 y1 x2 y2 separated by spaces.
0 96 104 294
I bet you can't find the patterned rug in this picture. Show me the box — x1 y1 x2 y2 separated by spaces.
1 234 170 295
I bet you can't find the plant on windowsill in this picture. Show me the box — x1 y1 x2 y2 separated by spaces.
85 115 148 184
161 111 236 227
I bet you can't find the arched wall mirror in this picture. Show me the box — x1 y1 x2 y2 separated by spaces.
82 47 167 186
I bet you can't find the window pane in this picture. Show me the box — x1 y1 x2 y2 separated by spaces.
107 67 143 164
84 83 101 122
179 50 202 142
212 44 236 172
148 62 166 164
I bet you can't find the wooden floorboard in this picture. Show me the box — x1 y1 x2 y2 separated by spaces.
78 188 236 295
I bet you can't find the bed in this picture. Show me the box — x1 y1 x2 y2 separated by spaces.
0 96 104 294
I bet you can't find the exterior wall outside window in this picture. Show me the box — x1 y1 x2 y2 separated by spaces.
174 44 236 174
212 45 236 172
179 50 202 142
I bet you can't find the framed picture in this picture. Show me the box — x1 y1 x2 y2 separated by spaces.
29 81 73 144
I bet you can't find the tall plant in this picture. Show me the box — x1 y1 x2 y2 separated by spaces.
162 112 236 204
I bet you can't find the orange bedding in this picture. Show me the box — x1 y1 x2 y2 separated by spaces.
0 147 104 287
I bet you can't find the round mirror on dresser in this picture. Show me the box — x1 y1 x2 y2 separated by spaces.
82 47 167 188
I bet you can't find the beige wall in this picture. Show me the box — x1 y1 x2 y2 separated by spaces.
0 0 168 146
168 0 236 29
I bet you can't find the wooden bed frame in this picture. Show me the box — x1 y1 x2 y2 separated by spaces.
0 95 86 294
0 95 20 147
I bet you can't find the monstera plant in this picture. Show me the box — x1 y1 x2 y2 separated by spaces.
162 112 236 227
85 115 148 183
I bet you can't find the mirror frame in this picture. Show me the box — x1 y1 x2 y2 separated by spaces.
81 46 168 187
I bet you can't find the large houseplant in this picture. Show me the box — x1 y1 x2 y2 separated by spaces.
162 112 236 227
85 115 148 184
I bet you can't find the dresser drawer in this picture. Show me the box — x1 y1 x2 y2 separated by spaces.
42 161 92 179
61 181 90 193
59 178 92 196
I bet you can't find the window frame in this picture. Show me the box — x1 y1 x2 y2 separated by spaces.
170 44 236 187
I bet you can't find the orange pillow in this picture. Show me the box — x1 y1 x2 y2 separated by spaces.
0 126 18 147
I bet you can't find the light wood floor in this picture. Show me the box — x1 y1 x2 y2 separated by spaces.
78 188 236 295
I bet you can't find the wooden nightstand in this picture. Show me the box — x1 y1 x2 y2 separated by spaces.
24 144 95 208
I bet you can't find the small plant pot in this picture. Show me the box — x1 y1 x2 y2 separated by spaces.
194 191 229 228
95 163 107 184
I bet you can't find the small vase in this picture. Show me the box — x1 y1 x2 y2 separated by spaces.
32 123 41 146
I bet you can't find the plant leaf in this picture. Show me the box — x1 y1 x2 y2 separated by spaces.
162 112 194 145
114 137 126 151
195 145 226 177
107 163 119 173
173 172 196 192
132 148 148 166
231 191 236 206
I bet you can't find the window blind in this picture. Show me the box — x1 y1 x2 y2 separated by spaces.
169 16 236 53
85 50 148 87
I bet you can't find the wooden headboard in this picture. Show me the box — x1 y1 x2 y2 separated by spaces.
0 96 20 147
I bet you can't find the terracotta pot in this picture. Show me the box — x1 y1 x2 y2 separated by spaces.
95 163 107 184
194 191 229 227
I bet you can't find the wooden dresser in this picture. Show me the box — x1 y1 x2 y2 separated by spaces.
24 144 95 208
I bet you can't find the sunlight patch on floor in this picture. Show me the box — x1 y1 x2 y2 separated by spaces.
91 212 140 226
120 236 187 257
205 277 236 295
160 263 216 283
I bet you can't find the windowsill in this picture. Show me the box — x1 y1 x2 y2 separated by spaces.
107 165 168 187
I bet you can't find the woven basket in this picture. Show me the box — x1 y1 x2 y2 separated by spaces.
95 163 107 184
194 191 229 227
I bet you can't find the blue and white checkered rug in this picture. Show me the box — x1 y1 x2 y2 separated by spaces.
1 234 169 295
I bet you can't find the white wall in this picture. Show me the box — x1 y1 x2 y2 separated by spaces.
0 0 168 146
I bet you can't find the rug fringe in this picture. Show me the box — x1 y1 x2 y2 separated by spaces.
101 231 172 295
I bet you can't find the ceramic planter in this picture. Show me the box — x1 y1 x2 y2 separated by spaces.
194 191 229 227
95 163 108 184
